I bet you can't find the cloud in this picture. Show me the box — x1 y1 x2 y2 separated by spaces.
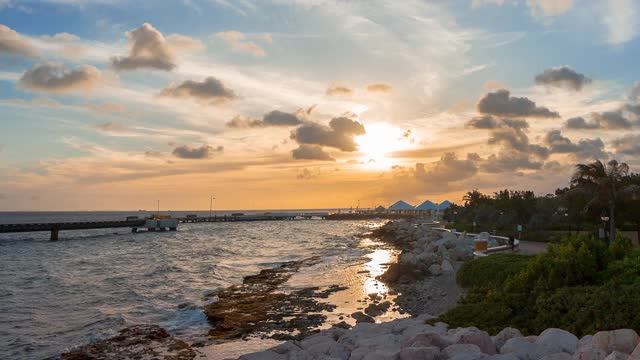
166 34 204 52
526 0 573 17
172 144 223 159
414 152 479 184
471 0 506 8
0 24 38 58
160 76 237 104
97 121 127 132
226 110 303 128
292 145 335 161
215 31 265 57
534 66 592 91
326 85 353 97
612 134 640 155
482 152 544 173
544 130 606 159
604 0 638 44
111 23 176 71
367 83 392 93
466 115 529 129
628 81 640 101
84 102 125 114
18 63 102 93
297 168 320 180
290 117 365 152
565 116 601 129
477 89 560 118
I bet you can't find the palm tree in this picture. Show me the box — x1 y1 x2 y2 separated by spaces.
571 160 631 244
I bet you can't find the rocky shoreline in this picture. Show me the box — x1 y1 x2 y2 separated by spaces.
61 219 633 360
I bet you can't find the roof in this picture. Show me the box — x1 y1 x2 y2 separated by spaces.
389 200 414 210
415 200 437 210
437 200 452 209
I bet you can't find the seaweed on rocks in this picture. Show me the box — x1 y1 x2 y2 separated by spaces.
203 256 349 341
62 325 196 360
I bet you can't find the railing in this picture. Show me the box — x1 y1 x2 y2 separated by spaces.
432 227 520 257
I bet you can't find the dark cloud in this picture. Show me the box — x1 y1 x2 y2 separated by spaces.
160 77 236 104
482 152 544 173
0 24 38 58
414 152 479 184
477 89 560 118
226 110 303 128
19 63 102 93
466 115 529 130
367 83 392 93
290 117 365 152
593 111 633 129
565 116 600 129
326 85 353 97
534 66 592 91
111 23 176 71
488 124 549 159
291 144 335 161
172 144 223 159
544 130 606 160
613 134 640 155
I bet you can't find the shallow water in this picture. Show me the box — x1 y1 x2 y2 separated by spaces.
0 212 386 359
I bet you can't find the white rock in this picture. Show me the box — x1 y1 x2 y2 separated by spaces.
536 328 578 355
454 327 496 354
239 351 286 360
573 345 608 360
443 343 484 360
493 328 523 351
540 353 574 360
580 336 594 349
630 343 640 360
501 337 540 360
271 341 303 354
398 346 440 360
486 355 521 360
592 330 640 354
604 351 630 360
429 264 442 276
403 331 452 349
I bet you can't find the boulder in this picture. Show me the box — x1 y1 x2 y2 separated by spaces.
580 336 594 349
573 345 608 360
403 332 453 349
536 328 578 355
443 343 485 360
454 327 496 354
501 337 540 360
493 328 524 351
540 353 574 360
604 351 630 360
592 330 640 354
631 344 640 360
398 346 441 360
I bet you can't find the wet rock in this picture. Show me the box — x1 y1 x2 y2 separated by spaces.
365 301 392 317
352 311 376 323
62 325 196 360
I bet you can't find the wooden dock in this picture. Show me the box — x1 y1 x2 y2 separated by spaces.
0 213 330 241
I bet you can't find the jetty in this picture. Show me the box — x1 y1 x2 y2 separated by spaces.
0 212 330 241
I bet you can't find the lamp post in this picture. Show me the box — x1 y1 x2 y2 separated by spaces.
600 211 610 241
210 195 216 218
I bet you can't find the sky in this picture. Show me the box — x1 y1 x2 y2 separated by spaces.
1 0 640 211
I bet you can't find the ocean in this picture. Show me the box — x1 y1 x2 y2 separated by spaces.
0 211 389 359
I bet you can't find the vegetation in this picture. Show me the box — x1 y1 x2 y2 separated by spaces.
442 160 640 243
431 234 640 336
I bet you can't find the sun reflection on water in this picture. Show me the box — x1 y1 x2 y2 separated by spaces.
363 248 392 295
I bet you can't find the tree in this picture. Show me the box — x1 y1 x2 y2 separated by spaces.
571 160 632 244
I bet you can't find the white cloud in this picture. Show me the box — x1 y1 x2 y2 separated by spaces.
604 0 638 44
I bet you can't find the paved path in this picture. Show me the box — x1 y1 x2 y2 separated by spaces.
518 240 549 255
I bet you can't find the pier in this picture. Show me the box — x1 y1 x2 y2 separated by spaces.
0 212 330 241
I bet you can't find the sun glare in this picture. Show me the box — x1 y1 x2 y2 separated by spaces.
355 123 410 169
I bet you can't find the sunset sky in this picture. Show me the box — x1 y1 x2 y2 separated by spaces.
1 0 640 211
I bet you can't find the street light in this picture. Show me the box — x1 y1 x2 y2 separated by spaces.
209 195 216 218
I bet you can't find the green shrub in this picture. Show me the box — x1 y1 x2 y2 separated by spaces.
428 302 516 335
457 254 531 288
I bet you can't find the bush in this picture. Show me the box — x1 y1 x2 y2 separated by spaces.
457 254 531 288
428 302 516 336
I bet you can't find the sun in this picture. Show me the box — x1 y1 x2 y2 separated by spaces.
354 123 411 169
